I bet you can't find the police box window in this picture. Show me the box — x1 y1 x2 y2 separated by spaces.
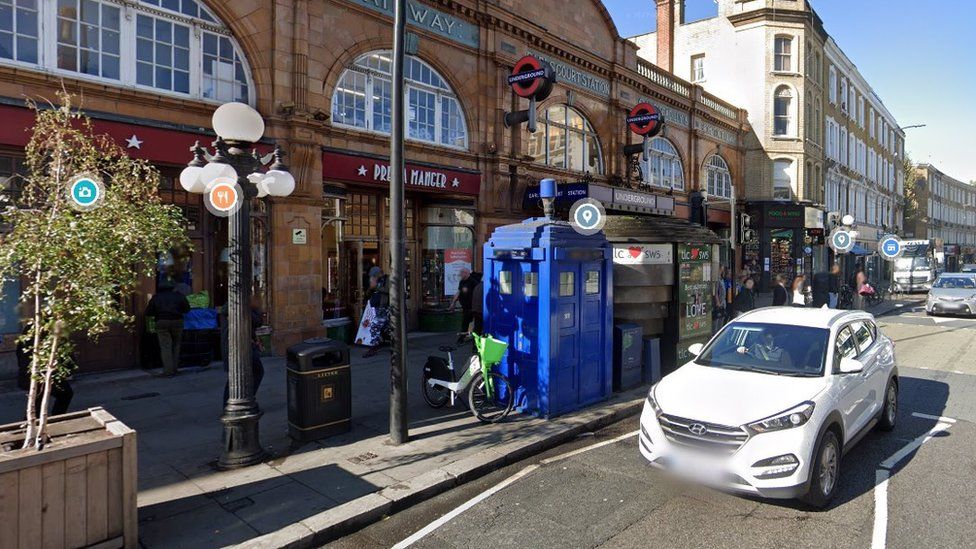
499 271 513 295
559 272 575 297
585 271 600 294
523 272 539 298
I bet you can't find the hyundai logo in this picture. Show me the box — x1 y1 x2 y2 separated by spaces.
688 423 708 436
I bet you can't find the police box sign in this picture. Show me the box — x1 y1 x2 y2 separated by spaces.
612 244 673 265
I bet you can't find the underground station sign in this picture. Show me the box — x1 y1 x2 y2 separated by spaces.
626 102 664 137
507 55 555 100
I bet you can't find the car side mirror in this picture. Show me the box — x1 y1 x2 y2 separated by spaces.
688 343 704 357
838 357 864 374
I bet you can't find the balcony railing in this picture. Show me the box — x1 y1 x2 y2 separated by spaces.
636 59 691 98
700 94 737 120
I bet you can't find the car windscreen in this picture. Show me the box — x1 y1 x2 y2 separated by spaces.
696 322 829 377
895 256 930 271
933 276 976 289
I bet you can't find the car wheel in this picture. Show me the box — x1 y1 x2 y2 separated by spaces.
877 379 897 432
803 429 841 509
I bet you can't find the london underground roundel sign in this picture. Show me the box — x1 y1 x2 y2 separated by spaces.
508 55 555 100
627 102 663 137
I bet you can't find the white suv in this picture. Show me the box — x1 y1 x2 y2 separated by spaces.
638 308 898 507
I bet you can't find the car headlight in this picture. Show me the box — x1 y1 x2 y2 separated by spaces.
646 385 663 417
745 402 815 434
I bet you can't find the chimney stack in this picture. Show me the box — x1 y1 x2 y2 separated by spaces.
656 0 675 72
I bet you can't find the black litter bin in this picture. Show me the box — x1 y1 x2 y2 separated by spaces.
613 323 643 391
286 337 351 441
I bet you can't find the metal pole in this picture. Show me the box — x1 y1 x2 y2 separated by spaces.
218 142 266 469
389 0 409 445
731 184 737 291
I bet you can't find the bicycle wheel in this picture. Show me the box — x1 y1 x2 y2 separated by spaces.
421 370 450 408
468 372 514 423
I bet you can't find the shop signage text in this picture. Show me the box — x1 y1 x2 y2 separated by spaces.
348 0 479 48
763 204 805 228
612 244 673 265
323 150 480 196
530 51 610 97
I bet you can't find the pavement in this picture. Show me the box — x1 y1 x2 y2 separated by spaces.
334 301 976 549
0 332 647 549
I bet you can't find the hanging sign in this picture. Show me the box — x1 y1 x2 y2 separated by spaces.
508 55 555 100
626 103 664 137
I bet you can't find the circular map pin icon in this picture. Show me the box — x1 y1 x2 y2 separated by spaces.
569 198 607 236
204 176 243 217
67 174 105 211
829 228 855 254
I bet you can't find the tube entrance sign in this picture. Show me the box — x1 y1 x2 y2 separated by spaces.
507 55 555 100
626 103 663 137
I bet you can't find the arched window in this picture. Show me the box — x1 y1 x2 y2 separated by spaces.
774 86 793 136
0 0 253 103
333 51 468 149
773 159 793 200
526 105 602 174
704 155 731 199
644 137 684 190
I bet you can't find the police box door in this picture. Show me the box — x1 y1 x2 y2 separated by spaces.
553 260 605 414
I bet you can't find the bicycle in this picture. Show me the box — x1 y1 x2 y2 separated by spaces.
864 281 889 307
421 333 514 423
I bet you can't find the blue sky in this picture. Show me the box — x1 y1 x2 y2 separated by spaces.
603 0 976 182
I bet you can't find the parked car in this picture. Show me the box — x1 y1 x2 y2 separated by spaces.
926 273 976 317
638 308 898 508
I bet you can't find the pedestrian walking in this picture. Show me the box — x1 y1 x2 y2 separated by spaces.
792 274 808 307
852 270 868 310
146 279 190 377
713 267 729 332
812 270 831 308
450 269 483 343
828 264 842 308
732 278 756 317
772 274 789 306
362 267 391 358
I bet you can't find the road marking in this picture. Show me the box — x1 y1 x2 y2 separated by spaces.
911 412 957 423
873 413 957 549
392 431 638 549
872 469 889 549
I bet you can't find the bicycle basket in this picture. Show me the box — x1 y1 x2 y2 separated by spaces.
473 333 508 365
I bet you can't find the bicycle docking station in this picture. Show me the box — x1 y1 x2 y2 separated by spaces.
482 178 615 418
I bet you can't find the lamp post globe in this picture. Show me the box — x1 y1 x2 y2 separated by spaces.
265 169 296 197
212 102 265 143
179 165 205 193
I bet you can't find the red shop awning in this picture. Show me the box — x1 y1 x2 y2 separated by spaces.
0 103 241 166
323 149 480 196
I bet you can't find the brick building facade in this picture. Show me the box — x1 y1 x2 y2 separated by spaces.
0 0 749 374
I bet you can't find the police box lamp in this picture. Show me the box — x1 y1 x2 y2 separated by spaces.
539 178 557 219
504 55 556 133
623 103 665 161
179 102 296 198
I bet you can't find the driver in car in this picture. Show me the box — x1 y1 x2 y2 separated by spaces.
749 333 786 362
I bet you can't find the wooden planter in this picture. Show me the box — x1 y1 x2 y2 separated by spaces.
0 408 137 549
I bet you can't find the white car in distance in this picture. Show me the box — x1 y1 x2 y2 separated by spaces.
639 308 898 507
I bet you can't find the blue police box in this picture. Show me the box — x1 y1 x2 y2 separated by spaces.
482 180 614 418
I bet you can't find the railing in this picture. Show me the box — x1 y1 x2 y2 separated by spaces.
700 94 737 120
636 59 691 97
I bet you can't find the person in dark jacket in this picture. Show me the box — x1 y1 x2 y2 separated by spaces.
828 264 842 308
771 275 789 306
732 278 756 317
812 271 831 308
146 280 191 377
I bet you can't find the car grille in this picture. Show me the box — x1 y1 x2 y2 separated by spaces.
658 414 749 455
940 297 964 302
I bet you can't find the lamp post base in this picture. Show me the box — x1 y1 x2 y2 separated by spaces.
218 405 266 469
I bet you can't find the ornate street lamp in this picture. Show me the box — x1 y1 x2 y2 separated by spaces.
180 102 296 469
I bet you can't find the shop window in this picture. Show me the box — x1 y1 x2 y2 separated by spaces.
345 193 378 238
585 271 599 295
499 271 513 295
421 224 473 308
2 0 251 103
644 137 684 190
705 155 731 199
523 272 538 298
383 198 415 241
559 272 575 297
527 104 603 174
332 51 468 150
0 154 27 199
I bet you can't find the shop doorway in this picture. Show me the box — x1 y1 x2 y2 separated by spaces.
770 229 796 285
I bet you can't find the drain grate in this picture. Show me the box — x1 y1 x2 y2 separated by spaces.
347 451 379 464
